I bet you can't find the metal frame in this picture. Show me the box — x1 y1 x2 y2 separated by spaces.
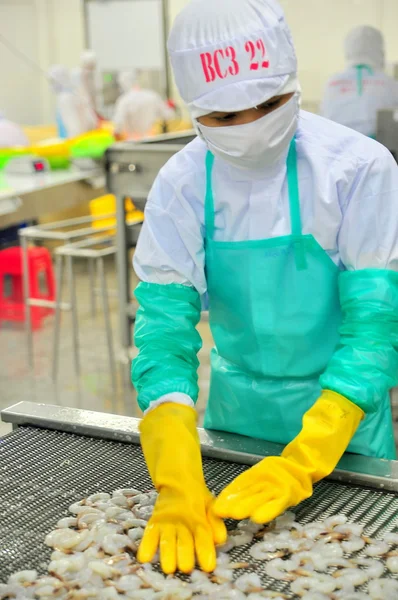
2 402 398 493
52 236 118 399
18 215 116 372
105 135 196 358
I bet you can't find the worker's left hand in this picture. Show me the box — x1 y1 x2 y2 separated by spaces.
213 390 364 523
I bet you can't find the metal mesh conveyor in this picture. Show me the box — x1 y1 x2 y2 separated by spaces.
1 403 398 598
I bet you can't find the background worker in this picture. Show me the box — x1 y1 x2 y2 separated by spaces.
132 0 398 575
321 26 398 137
113 70 174 140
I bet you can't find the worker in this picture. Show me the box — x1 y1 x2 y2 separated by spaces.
132 0 398 576
113 70 174 139
321 26 398 137
0 111 28 147
48 65 97 138
80 50 101 119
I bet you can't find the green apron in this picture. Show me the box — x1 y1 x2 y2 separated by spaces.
203 137 395 459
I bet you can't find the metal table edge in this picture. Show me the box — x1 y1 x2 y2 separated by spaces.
2 402 398 493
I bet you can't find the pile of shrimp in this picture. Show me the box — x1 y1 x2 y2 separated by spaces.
0 488 397 600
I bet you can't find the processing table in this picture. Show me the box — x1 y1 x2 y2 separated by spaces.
1 401 397 597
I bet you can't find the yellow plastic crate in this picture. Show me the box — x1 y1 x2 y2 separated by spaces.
89 194 144 232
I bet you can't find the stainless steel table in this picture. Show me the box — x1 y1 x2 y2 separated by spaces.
105 131 196 356
0 166 105 229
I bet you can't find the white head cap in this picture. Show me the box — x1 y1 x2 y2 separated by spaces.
168 0 298 118
118 70 137 93
344 26 385 71
81 50 97 70
48 65 73 93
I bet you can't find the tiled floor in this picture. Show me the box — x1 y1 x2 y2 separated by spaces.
1 256 398 454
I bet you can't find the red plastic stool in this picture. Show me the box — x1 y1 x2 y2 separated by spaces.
0 246 55 329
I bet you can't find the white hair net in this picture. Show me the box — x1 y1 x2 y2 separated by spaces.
344 26 385 71
118 70 137 94
168 0 298 117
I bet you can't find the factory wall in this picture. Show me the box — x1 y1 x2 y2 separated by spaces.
2 0 398 125
0 0 85 125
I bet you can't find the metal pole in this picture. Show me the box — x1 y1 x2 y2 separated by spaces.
51 253 64 383
68 255 81 380
20 234 34 371
115 194 131 356
88 258 96 318
97 257 117 402
161 0 172 99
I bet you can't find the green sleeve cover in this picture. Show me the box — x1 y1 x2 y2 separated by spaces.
132 282 202 412
320 269 398 413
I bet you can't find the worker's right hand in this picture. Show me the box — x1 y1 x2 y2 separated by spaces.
137 402 227 574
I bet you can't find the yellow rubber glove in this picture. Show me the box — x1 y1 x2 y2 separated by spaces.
137 402 227 574
213 391 364 524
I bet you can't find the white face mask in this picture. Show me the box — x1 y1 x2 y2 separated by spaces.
197 95 299 171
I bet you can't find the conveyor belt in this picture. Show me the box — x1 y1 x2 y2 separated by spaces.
1 425 398 597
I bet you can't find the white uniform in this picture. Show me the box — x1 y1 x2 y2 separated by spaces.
133 1 398 413
321 26 398 136
134 111 398 411
0 112 28 148
113 88 174 139
48 65 97 139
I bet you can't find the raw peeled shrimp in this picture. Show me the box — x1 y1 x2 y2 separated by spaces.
101 533 134 555
354 557 384 579
341 536 366 553
368 578 398 599
56 517 78 529
364 540 390 557
234 573 262 593
127 527 144 542
333 568 369 587
249 541 284 561
335 523 364 537
86 493 111 505
384 532 398 546
386 555 398 573
291 574 337 595
45 528 91 551
8 570 38 586
134 505 154 521
265 557 299 581
228 530 254 547
324 515 348 529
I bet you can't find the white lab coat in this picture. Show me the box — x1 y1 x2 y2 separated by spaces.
134 110 398 410
113 88 174 139
321 68 398 137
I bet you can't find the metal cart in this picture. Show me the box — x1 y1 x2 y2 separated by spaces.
1 401 398 596
105 131 196 358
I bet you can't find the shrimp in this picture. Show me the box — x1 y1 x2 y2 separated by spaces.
101 533 134 555
333 568 368 587
368 578 398 599
265 557 299 581
7 570 37 586
56 517 78 529
354 557 384 579
291 574 337 595
86 493 111 505
386 555 398 573
384 532 398 546
234 573 262 593
364 540 390 557
45 528 90 552
341 536 366 553
249 541 284 561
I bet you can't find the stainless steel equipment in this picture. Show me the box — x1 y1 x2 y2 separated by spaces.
1 401 398 596
105 131 196 355
376 109 398 161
